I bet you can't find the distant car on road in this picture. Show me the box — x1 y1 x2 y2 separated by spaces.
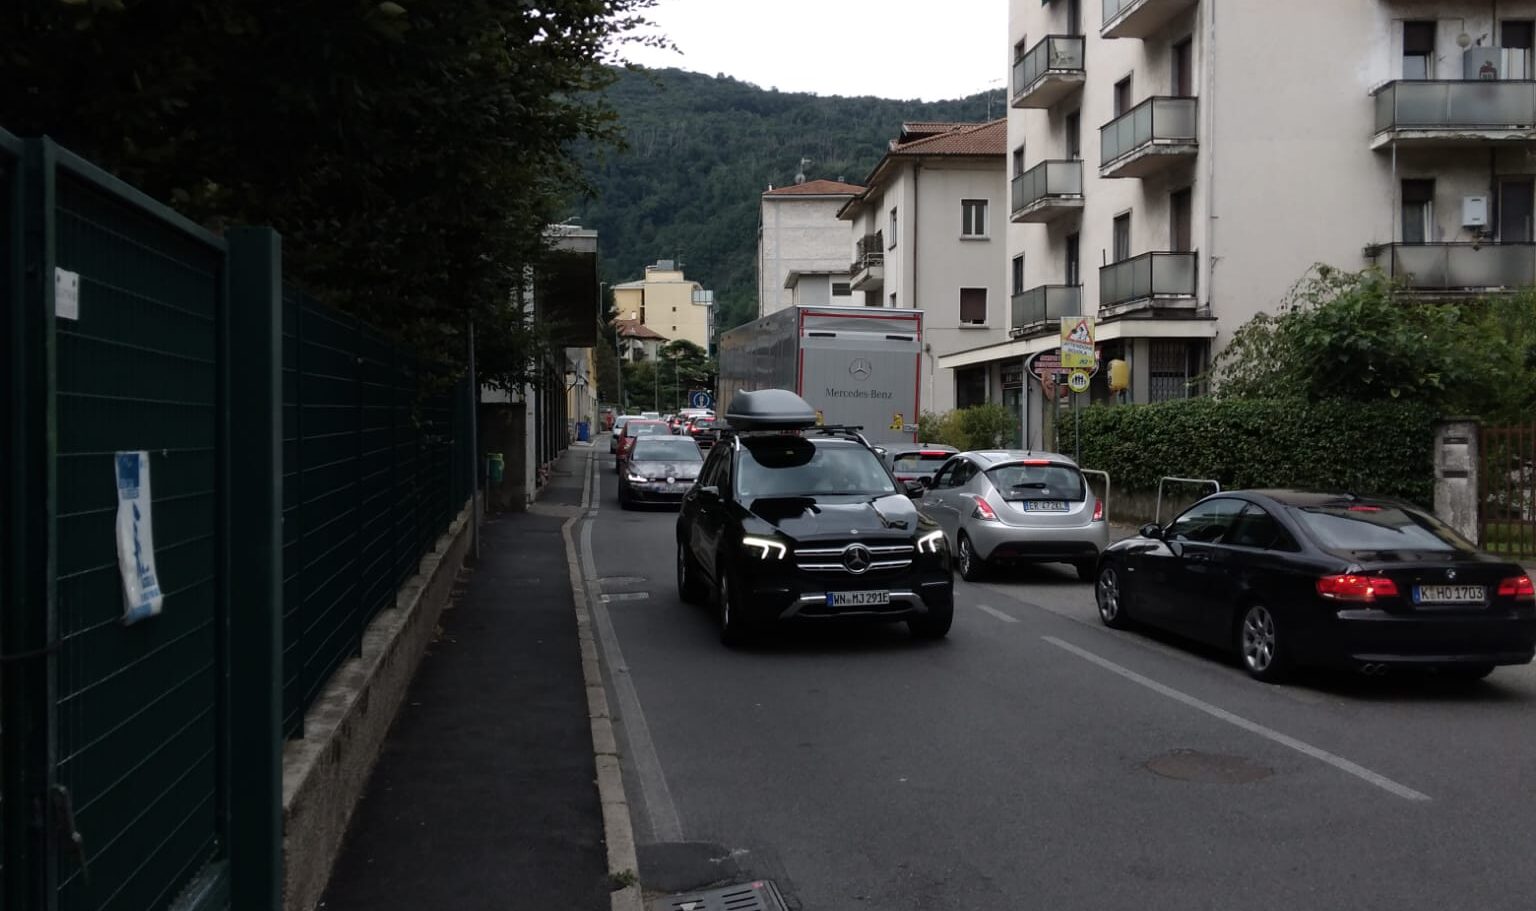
1094 490 1536 682
883 443 959 486
919 451 1106 582
687 414 721 449
615 420 670 473
609 415 640 453
618 436 704 509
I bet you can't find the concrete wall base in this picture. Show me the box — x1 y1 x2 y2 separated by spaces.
279 499 476 911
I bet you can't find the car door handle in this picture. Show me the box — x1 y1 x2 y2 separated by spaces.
1185 551 1210 562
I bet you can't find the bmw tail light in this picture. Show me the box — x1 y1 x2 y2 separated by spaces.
1092 500 1104 522
1497 576 1535 601
1317 574 1400 603
972 496 999 522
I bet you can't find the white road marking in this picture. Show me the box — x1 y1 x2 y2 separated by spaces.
580 466 686 843
1042 635 1432 803
973 603 1020 623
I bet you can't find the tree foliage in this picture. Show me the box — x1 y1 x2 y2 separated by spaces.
575 67 1001 333
1 0 662 386
1211 266 1536 422
918 404 1019 452
619 339 715 411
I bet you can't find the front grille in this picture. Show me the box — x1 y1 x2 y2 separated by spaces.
795 542 914 573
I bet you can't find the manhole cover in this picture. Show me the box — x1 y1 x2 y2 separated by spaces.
602 592 650 602
601 576 648 586
651 880 788 911
1145 749 1272 784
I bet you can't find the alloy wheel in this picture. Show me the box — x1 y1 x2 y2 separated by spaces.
1097 568 1120 623
1242 605 1277 673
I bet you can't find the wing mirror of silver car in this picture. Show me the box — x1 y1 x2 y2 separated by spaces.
904 479 926 499
1139 522 1164 540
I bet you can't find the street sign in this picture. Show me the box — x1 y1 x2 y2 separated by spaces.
1067 370 1091 394
1027 347 1099 381
1060 317 1096 370
689 389 714 409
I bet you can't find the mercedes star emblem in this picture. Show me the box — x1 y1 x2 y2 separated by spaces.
843 544 872 574
1446 569 1458 581
849 358 873 381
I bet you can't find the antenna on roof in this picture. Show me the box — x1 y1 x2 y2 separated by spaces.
795 156 812 185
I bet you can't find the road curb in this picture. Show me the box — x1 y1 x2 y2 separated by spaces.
561 447 646 911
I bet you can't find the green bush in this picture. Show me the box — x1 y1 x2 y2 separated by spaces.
1058 398 1437 506
918 404 1019 452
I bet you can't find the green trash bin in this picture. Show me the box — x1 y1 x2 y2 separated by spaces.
486 452 504 485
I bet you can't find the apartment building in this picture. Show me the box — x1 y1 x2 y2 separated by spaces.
611 259 715 353
943 0 1536 446
838 120 1009 413
757 178 866 316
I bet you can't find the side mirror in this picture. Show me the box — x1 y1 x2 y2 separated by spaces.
904 479 926 498
697 485 720 500
918 476 933 489
1139 523 1164 540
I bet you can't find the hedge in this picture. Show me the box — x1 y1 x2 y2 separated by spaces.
1057 398 1437 506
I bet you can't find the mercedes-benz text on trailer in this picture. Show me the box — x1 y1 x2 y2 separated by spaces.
674 389 954 646
716 306 923 446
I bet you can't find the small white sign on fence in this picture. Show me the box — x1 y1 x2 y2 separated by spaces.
115 451 164 624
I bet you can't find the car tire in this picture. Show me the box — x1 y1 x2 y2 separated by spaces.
1073 560 1097 582
1439 663 1495 681
1238 603 1290 683
957 533 987 582
717 566 753 647
676 541 706 605
1095 564 1132 629
908 598 954 640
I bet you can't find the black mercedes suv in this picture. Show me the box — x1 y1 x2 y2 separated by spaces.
675 389 954 645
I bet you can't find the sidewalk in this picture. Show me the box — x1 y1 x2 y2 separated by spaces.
319 447 607 910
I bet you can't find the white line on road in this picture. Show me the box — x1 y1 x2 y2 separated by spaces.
973 603 1020 623
1042 635 1432 803
581 476 686 843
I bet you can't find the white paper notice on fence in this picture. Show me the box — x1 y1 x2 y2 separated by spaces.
115 451 164 624
55 267 80 320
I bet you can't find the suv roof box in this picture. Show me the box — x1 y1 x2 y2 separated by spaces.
723 389 817 431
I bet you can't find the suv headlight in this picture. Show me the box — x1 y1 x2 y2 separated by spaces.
626 472 648 483
741 535 788 560
917 530 946 554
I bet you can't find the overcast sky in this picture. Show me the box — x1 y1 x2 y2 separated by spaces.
620 0 1009 102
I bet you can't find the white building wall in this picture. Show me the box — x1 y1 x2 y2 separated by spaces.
758 195 860 316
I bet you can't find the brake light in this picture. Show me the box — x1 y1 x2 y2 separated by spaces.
972 496 999 521
1317 574 1400 602
1498 576 1535 601
1021 459 1051 466
1347 505 1382 512
1092 500 1104 522
920 450 950 456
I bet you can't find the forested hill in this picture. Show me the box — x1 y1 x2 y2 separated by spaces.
574 67 1001 331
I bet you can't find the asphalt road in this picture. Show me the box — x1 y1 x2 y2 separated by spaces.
584 445 1536 911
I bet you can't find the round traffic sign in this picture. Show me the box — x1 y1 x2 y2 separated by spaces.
689 390 714 409
1067 370 1091 394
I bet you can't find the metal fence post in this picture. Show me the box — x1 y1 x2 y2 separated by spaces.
225 228 284 911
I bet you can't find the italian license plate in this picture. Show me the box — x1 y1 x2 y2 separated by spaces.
827 590 891 608
1414 584 1485 605
1021 501 1068 512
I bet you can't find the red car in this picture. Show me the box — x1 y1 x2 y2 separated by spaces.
615 420 670 473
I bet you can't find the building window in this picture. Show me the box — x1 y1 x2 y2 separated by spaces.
1065 233 1080 286
1499 179 1533 242
1012 146 1026 178
956 367 988 409
1065 110 1081 159
889 208 898 248
1172 37 1193 95
961 199 989 237
1112 213 1131 262
1170 188 1193 252
1403 21 1436 79
1067 0 1081 36
1113 76 1133 117
1013 38 1027 64
1504 21 1535 79
1011 255 1025 296
960 288 988 325
1148 340 1192 403
832 282 852 296
1401 179 1434 244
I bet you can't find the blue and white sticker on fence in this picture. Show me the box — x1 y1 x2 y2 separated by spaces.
115 451 164 624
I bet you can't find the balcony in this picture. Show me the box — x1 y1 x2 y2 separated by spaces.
1382 242 1536 292
850 232 885 292
1372 80 1536 149
1011 160 1084 224
1101 0 1198 39
1011 36 1086 109
1100 97 1198 178
1099 251 1197 316
1010 285 1082 337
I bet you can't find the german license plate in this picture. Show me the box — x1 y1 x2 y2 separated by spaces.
827 590 890 608
1414 584 1485 604
1021 501 1068 512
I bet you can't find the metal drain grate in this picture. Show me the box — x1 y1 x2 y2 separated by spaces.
652 880 788 911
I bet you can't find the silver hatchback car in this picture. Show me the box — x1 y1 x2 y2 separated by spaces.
918 450 1108 581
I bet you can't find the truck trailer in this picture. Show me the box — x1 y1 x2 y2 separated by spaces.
717 306 923 444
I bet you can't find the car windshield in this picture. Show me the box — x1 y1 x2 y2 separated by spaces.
891 452 952 474
630 438 703 462
628 422 668 436
736 439 896 498
1291 502 1475 553
986 463 1086 501
692 417 716 428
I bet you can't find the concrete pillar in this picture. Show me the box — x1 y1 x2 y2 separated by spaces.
1433 418 1480 544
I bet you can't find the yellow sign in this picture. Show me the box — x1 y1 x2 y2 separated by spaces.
1108 358 1130 392
1060 317 1097 370
1067 370 1091 394
889 412 904 430
815 409 826 425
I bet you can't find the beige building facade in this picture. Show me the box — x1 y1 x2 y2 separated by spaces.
611 259 715 352
757 178 865 317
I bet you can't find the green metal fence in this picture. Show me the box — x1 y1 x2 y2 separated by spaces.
2 130 475 911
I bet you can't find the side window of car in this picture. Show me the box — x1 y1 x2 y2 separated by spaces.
1167 497 1247 544
950 460 976 488
1226 504 1300 551
698 447 725 488
930 461 957 489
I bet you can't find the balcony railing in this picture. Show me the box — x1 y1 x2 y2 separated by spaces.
850 231 885 291
1385 242 1536 290
1011 160 1084 221
1011 35 1085 107
1099 251 1197 309
1011 285 1081 335
1373 80 1536 139
1101 0 1198 39
1100 97 1198 175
